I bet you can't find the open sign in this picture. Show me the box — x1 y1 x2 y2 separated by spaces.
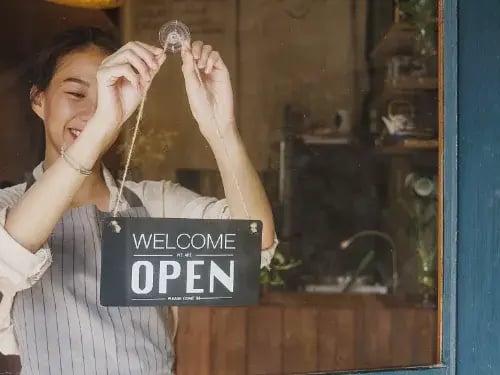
100 218 262 306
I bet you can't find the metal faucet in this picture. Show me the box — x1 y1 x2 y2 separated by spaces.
340 230 399 294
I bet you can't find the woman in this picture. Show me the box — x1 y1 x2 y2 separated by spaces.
0 27 276 374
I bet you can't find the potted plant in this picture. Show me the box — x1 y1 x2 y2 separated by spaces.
259 245 301 290
398 0 438 57
399 172 438 304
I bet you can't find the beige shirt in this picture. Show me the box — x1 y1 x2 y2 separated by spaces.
0 163 277 355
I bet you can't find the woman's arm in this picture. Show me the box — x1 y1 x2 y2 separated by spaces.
209 129 276 249
180 41 276 249
5 124 110 252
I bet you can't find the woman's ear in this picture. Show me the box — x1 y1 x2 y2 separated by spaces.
30 86 45 120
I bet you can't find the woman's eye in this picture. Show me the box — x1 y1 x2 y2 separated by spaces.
66 92 85 99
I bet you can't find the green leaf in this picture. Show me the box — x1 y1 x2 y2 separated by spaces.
274 260 302 271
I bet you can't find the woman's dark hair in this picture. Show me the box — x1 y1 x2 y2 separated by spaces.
28 26 120 96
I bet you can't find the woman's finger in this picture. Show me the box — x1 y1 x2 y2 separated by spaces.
126 41 162 71
127 42 166 80
153 53 167 77
146 53 167 86
103 49 152 83
107 41 159 71
198 44 213 69
204 50 220 74
97 63 141 91
181 45 201 89
135 40 164 56
191 40 204 60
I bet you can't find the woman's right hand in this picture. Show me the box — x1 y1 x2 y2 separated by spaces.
92 41 166 138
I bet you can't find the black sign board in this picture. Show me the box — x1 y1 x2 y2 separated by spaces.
100 217 262 307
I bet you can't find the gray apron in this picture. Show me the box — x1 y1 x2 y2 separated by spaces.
12 174 174 375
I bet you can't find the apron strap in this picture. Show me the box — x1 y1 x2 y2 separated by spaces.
120 185 143 208
24 171 36 191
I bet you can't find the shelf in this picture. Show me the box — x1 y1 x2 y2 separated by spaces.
385 76 438 91
376 139 438 155
371 23 417 61
378 77 438 104
299 135 356 145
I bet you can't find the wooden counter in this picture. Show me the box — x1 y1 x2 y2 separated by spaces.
175 292 438 375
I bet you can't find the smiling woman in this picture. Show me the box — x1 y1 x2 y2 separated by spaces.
0 20 277 375
28 28 121 165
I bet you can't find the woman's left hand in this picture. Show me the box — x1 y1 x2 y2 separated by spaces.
181 41 236 142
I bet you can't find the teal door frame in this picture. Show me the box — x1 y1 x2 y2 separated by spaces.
456 0 500 374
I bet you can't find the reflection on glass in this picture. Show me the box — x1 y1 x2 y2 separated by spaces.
0 0 439 374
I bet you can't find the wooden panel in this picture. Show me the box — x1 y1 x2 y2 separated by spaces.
172 294 437 374
390 308 416 367
283 307 318 373
413 309 437 365
246 306 283 375
211 307 247 375
317 308 356 372
356 307 392 368
175 307 212 375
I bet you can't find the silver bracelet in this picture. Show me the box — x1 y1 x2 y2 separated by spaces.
60 145 92 176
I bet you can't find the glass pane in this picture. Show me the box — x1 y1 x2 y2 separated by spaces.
0 0 441 374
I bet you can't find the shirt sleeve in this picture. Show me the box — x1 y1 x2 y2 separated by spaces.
132 180 278 268
132 179 232 219
0 186 53 355
0 188 52 292
260 234 279 269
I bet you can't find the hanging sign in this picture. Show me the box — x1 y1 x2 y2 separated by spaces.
100 217 262 306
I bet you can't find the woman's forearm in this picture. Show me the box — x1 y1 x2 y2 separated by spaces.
4 120 111 252
207 125 276 249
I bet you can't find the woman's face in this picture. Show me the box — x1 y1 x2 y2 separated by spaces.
31 45 110 160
